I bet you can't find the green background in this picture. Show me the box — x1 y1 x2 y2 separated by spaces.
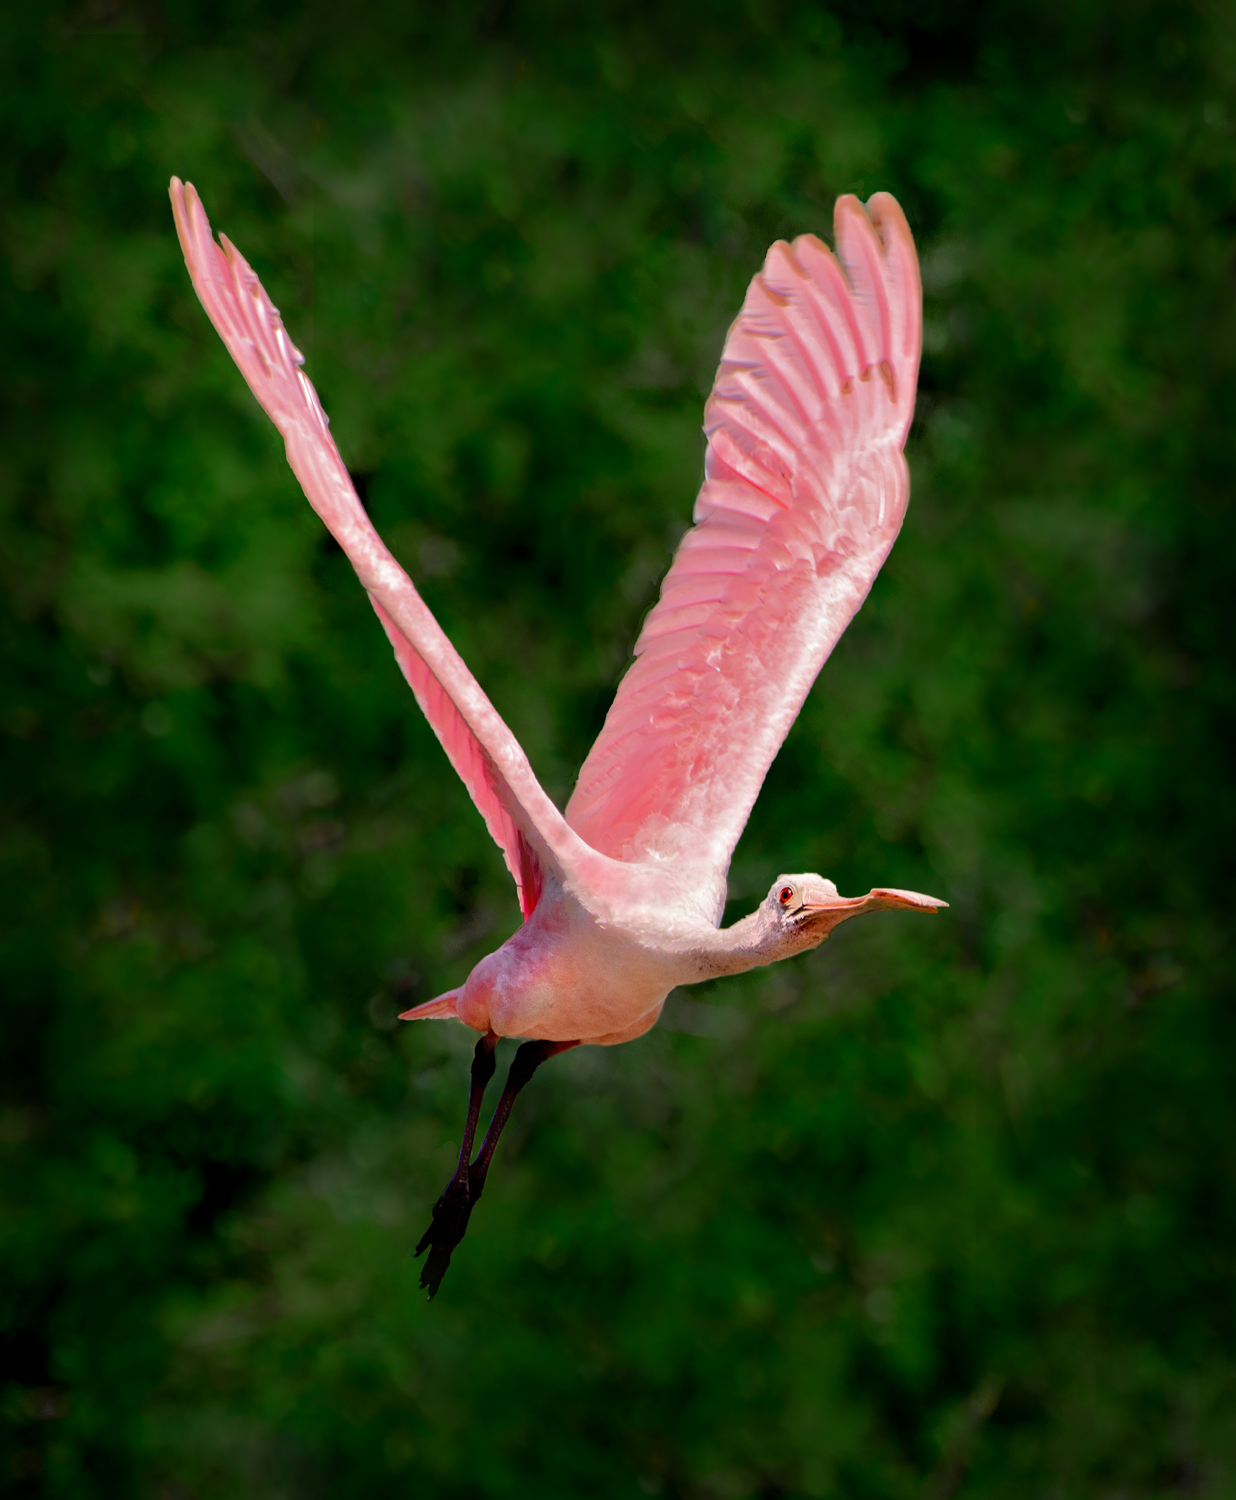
2 2 1234 1496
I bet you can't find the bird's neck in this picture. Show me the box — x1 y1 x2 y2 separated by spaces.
686 907 809 979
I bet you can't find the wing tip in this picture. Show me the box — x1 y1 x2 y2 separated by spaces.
169 174 191 258
169 175 208 244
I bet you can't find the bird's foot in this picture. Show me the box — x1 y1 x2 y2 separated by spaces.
415 1169 477 1299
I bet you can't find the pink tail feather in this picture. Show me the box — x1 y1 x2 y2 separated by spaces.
399 989 462 1023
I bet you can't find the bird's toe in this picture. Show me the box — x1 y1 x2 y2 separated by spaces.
415 1172 475 1298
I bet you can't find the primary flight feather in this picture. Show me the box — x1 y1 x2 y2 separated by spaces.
170 178 944 1296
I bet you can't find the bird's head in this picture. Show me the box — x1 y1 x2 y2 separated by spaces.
763 873 946 957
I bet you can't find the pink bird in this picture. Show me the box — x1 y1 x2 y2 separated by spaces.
170 177 945 1296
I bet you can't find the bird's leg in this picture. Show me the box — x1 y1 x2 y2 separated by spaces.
415 1036 579 1298
415 1029 498 1297
466 1038 580 1206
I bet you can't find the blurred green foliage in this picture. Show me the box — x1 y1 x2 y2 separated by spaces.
2 2 1235 1496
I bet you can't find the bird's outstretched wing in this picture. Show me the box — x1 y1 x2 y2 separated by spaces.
566 195 921 902
170 178 582 917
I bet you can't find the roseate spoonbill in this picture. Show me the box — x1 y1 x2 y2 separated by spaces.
170 177 944 1296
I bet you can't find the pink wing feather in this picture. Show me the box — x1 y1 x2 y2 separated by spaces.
565 194 921 898
170 178 572 917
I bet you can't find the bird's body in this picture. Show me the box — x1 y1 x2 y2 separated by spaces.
170 177 944 1293
443 867 939 1045
452 874 679 1044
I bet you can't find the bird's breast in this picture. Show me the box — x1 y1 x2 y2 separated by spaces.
455 888 687 1044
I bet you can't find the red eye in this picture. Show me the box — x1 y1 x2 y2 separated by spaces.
779 886 795 905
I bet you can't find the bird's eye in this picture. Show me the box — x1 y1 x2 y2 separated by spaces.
779 886 795 906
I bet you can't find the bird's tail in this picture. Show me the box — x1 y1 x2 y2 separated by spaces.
399 988 462 1022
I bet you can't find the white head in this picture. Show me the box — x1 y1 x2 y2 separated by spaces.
756 873 944 960
760 873 851 956
700 873 944 977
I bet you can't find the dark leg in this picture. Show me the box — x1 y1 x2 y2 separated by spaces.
467 1039 580 1205
415 1030 498 1297
415 1035 579 1299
